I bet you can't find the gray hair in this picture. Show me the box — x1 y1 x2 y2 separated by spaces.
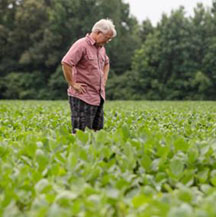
92 19 117 37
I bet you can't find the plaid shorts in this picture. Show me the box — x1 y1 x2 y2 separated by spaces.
68 96 104 133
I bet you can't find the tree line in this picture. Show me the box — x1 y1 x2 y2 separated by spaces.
0 0 216 100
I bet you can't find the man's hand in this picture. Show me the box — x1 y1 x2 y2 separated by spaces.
71 83 87 94
104 78 107 86
103 63 109 86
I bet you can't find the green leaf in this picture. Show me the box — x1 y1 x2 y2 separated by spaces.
169 157 184 177
197 168 209 183
35 179 52 193
174 138 189 152
55 191 78 206
76 130 89 144
140 154 152 171
132 194 150 208
177 188 193 203
67 153 78 170
187 147 199 164
210 176 216 186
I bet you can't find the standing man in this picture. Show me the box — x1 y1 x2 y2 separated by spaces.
61 19 117 133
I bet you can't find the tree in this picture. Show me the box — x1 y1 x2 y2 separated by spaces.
132 8 195 99
131 4 216 100
0 0 142 99
139 19 154 43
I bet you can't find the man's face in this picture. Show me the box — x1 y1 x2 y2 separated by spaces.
96 31 113 47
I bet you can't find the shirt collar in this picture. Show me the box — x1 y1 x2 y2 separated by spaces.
85 33 96 46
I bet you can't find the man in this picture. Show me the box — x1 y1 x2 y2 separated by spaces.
61 19 117 133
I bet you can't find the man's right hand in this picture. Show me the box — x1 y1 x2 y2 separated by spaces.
71 83 87 94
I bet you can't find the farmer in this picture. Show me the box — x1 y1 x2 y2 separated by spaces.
61 19 117 133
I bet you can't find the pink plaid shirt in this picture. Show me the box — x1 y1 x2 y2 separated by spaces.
61 34 109 106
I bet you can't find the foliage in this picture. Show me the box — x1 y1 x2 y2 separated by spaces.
1 1 216 100
0 72 48 99
0 100 216 216
0 0 140 100
106 70 141 100
132 4 216 100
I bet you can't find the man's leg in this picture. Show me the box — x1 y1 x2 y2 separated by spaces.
92 97 104 131
68 96 97 133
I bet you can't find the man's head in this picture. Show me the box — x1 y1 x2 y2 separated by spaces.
91 19 117 47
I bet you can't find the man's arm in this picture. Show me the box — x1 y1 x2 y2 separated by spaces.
62 63 86 94
103 63 110 86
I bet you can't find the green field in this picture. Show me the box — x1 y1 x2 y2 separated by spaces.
0 101 216 217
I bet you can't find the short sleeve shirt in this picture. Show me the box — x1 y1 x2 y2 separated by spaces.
61 34 109 106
